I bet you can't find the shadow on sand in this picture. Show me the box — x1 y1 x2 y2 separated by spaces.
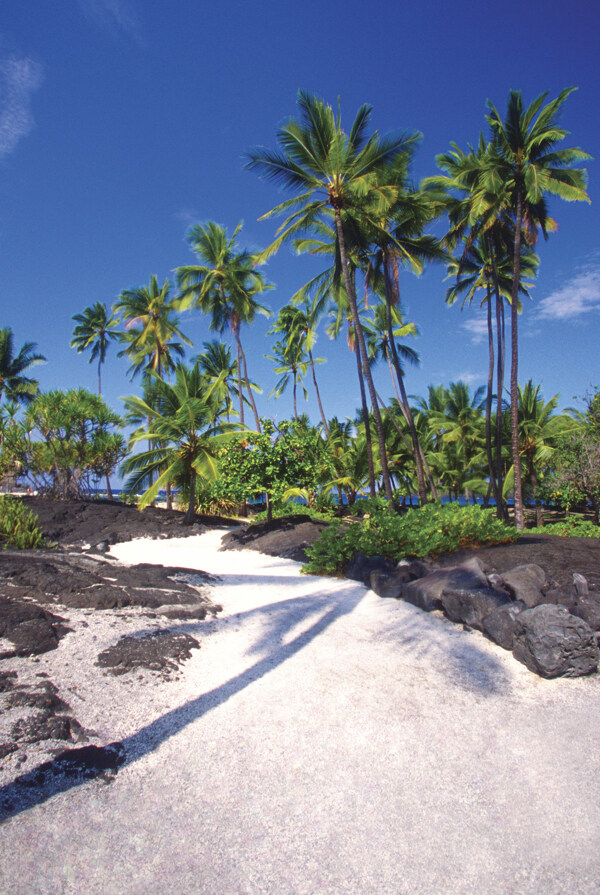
0 578 511 823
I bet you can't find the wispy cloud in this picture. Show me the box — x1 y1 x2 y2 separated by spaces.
173 209 200 231
537 265 600 321
78 0 142 41
453 370 483 387
0 54 43 159
461 312 489 345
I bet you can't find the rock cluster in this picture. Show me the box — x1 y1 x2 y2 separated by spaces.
346 551 600 679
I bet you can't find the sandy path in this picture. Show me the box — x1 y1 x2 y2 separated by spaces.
1 529 600 894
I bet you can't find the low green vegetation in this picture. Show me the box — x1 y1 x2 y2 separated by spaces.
528 518 600 539
302 503 519 577
0 495 45 549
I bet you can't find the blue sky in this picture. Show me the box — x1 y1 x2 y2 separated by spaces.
1 0 599 429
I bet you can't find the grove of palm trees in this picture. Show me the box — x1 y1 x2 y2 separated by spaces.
1 88 595 543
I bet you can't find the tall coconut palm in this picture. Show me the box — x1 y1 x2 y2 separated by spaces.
0 328 45 404
445 236 539 512
266 337 310 420
121 363 240 524
506 380 577 525
267 296 329 428
115 275 191 380
70 302 120 395
175 221 271 432
246 91 416 502
194 340 246 422
485 88 591 529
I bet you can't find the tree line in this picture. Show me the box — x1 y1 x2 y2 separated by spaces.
0 87 594 528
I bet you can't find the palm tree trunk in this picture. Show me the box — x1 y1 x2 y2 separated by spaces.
233 322 261 432
184 470 196 524
488 237 507 521
333 208 393 502
308 349 329 437
292 372 298 420
382 256 428 505
511 192 525 530
484 279 501 512
354 333 376 498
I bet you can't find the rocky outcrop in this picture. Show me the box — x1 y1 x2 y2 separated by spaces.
346 548 600 679
96 630 201 677
512 605 599 678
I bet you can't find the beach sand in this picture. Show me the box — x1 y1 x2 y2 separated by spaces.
1 528 599 893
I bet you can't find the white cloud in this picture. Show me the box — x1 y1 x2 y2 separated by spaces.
461 312 489 345
0 55 43 159
453 370 483 387
537 266 600 321
78 0 141 40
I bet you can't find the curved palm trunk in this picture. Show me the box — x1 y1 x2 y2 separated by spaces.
292 371 298 420
96 360 113 500
308 349 329 437
382 255 428 505
333 208 393 502
511 193 525 530
184 469 196 524
484 278 501 513
488 237 507 521
354 333 376 498
233 321 261 433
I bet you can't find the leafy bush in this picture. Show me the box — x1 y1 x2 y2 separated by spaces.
528 518 600 538
302 502 519 576
0 495 45 549
251 501 335 524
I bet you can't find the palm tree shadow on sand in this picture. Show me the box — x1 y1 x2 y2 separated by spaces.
0 581 510 823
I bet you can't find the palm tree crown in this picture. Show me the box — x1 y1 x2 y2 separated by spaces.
0 328 45 404
71 301 120 394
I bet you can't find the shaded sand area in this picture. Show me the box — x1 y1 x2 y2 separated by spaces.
1 527 600 894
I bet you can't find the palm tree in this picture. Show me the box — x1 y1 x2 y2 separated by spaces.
121 363 240 524
266 338 309 420
445 236 539 512
246 90 416 502
70 302 120 395
270 300 330 434
485 88 591 529
427 382 487 503
0 328 45 404
194 340 241 422
175 221 271 432
114 275 191 380
508 380 577 525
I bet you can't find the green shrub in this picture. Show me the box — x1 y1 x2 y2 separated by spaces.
302 502 519 576
0 495 45 549
251 501 335 524
528 518 600 538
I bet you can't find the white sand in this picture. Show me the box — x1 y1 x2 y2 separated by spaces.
1 528 600 894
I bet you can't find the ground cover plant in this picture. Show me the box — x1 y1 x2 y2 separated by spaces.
527 517 600 539
302 502 519 576
0 495 45 549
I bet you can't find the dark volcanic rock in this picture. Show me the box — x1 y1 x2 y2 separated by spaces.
482 601 527 650
222 516 329 563
572 590 600 632
369 558 431 598
402 558 488 613
501 564 548 608
7 680 71 713
11 712 86 744
0 595 71 657
441 587 511 631
345 552 395 586
0 549 220 614
22 496 239 548
48 742 126 779
513 604 599 678
96 630 200 676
